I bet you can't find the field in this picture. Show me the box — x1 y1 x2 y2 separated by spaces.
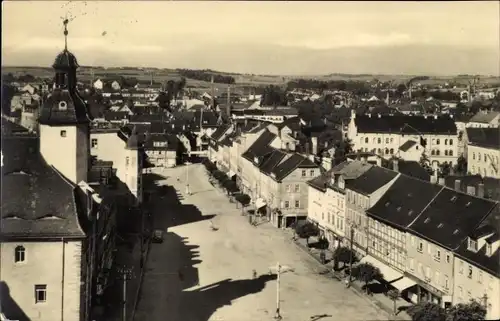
3 66 500 92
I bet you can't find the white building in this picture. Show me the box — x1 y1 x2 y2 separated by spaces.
466 128 500 179
93 79 104 90
467 111 500 129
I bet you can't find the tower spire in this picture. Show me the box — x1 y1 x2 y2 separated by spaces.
63 18 69 50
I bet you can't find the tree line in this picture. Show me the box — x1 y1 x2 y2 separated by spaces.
176 69 236 84
287 79 370 95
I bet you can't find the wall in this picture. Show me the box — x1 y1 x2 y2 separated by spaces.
406 234 454 303
467 145 500 179
0 240 83 321
279 167 318 216
453 257 500 320
367 218 407 272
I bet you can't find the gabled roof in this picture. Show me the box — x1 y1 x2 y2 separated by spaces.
241 130 276 162
272 154 317 181
1 135 86 239
367 176 443 229
466 127 500 149
399 140 417 152
260 150 287 175
469 111 499 124
345 166 398 195
354 115 456 134
408 188 498 250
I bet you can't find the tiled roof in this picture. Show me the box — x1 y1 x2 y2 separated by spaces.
260 150 287 174
354 115 456 134
399 140 417 152
1 136 86 238
454 236 499 277
367 176 443 229
277 116 301 131
241 130 277 162
466 127 500 149
382 159 431 182
408 188 498 250
272 154 318 181
345 166 398 195
444 175 500 201
210 124 231 141
469 111 499 124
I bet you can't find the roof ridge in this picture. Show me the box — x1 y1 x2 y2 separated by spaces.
407 186 444 229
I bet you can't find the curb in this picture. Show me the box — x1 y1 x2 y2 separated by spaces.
130 238 152 321
290 239 409 320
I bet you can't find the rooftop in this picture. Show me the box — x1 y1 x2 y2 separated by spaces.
466 127 500 150
272 153 318 181
345 166 398 195
354 114 457 135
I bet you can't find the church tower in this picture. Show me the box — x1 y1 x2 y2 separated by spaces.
38 19 91 184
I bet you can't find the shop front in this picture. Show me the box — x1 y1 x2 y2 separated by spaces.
404 273 450 308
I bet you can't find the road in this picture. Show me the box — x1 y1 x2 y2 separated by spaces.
134 164 391 321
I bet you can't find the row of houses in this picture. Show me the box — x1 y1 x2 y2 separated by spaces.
207 114 499 320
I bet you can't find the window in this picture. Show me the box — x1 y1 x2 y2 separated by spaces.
446 254 450 263
444 139 448 145
436 139 440 144
449 139 453 146
295 200 300 208
459 260 464 274
284 201 289 208
58 101 67 110
365 137 369 143
301 170 306 177
445 150 448 156
478 153 482 161
478 271 483 283
472 153 476 160
286 184 291 192
435 250 441 261
417 242 423 253
294 184 299 193
486 243 492 256
444 275 449 289
15 245 25 263
125 157 130 166
435 271 440 285
35 285 47 303
386 138 389 144
458 286 463 299
60 130 67 137
310 170 315 177
468 238 478 252
468 265 473 278
377 138 381 144
390 148 394 154
91 138 98 148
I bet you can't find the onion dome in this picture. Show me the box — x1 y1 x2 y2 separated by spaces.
53 49 79 70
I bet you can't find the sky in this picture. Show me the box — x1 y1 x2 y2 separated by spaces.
2 1 499 75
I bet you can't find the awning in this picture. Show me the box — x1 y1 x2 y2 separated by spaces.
359 255 403 283
391 277 416 291
255 198 267 209
228 170 235 177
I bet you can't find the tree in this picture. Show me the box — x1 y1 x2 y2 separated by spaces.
407 301 446 321
350 262 383 293
438 162 452 178
295 221 320 245
419 153 434 176
333 138 354 163
158 91 172 112
332 246 357 270
2 72 16 83
446 299 487 321
453 156 468 175
260 85 288 107
176 77 187 99
387 289 400 315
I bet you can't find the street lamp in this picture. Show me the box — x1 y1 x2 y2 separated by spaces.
347 221 357 288
269 262 294 320
115 266 134 321
185 154 192 195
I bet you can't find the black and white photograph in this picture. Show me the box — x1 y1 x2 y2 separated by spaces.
1 1 499 321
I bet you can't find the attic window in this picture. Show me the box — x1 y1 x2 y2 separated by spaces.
385 202 390 207
407 193 413 197
450 196 457 202
467 238 478 252
60 130 67 137
408 210 414 216
396 207 402 212
437 223 444 228
465 201 471 207
58 101 68 110
424 218 431 224
453 229 460 235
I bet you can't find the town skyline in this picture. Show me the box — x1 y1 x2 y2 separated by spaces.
2 1 500 76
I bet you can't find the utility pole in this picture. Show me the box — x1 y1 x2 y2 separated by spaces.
269 263 294 321
116 267 134 321
185 158 192 195
347 223 355 287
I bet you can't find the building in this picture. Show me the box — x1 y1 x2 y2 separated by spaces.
344 166 399 256
346 111 458 168
111 80 121 91
405 187 497 308
231 108 299 124
307 160 372 250
93 79 103 90
143 133 178 168
0 36 117 321
365 175 443 300
466 128 500 179
467 111 500 128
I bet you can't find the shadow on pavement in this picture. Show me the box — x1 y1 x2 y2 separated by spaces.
0 281 30 321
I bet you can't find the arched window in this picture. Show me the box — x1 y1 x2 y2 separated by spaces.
444 139 448 145
377 138 381 144
445 150 448 156
449 150 453 157
478 153 482 161
436 139 440 145
15 245 25 263
436 150 440 156
449 139 453 145
385 148 389 155
473 153 476 160
386 138 389 144
390 138 394 143
431 150 436 156
365 137 369 144
390 148 394 154
377 148 382 154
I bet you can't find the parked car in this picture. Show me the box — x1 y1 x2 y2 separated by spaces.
152 229 164 243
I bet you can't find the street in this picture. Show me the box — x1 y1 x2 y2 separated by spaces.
134 164 391 321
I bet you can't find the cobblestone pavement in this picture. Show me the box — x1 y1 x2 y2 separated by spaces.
134 164 393 321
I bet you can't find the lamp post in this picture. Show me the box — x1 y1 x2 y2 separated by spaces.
116 266 134 321
185 154 191 195
347 222 357 287
269 263 294 321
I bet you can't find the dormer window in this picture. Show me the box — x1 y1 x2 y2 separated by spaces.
15 245 26 263
467 237 478 252
58 101 67 110
486 243 492 256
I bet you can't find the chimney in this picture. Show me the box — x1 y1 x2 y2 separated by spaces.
305 142 310 155
311 136 318 155
376 156 382 167
477 183 485 198
430 175 437 184
466 186 476 196
392 158 399 172
438 177 445 185
454 179 461 191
